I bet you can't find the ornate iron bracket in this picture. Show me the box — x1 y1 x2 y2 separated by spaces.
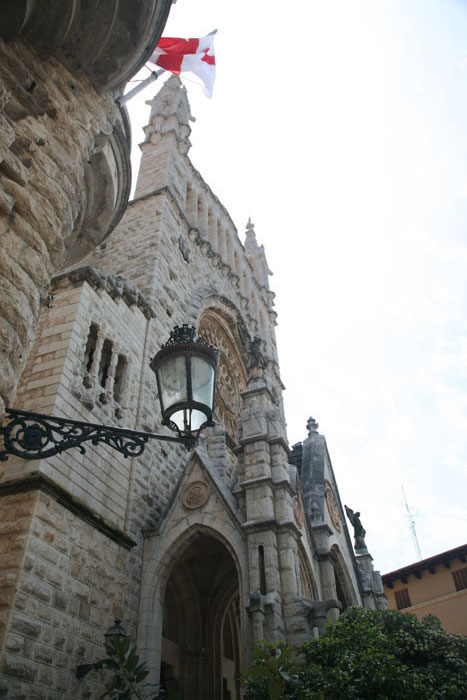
0 409 194 462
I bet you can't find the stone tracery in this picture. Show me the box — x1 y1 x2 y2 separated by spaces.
198 310 247 440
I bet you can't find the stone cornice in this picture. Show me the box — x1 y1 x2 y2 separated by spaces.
52 266 155 320
0 474 137 550
239 475 295 497
242 517 301 539
310 523 333 537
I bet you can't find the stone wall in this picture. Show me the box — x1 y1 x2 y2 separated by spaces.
0 488 133 699
2 273 151 531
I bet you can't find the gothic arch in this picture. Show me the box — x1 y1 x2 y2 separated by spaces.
138 516 249 695
297 544 318 601
142 525 246 700
331 545 359 610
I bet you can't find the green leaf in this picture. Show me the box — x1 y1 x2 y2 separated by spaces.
135 668 149 683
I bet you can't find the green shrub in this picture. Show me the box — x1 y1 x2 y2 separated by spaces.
244 608 467 700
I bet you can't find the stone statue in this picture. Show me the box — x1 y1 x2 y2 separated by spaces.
237 320 251 351
311 501 322 522
247 336 267 378
344 505 367 550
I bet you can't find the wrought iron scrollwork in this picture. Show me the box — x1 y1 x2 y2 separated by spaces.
0 409 184 462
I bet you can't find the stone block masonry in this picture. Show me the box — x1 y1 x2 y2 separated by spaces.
0 35 130 418
4 272 151 531
0 489 134 699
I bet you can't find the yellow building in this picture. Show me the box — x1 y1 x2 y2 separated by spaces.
382 544 467 635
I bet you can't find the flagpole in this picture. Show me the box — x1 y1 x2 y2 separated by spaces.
117 68 165 106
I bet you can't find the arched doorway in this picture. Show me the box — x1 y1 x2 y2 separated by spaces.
160 532 241 700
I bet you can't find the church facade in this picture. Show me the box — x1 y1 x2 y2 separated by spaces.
0 77 385 699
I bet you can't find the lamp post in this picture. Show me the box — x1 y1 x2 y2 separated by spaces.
0 325 219 461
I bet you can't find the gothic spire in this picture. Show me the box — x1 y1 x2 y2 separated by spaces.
142 74 193 153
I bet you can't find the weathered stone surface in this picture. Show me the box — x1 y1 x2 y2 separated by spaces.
1 654 36 682
11 616 42 639
0 32 132 414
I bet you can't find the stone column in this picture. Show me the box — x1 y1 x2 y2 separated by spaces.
186 185 198 228
225 229 235 270
311 525 341 627
89 332 105 383
198 193 209 239
238 377 295 645
208 208 217 248
217 220 226 261
104 347 119 401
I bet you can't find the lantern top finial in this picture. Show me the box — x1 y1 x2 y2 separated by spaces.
164 324 196 346
163 324 217 353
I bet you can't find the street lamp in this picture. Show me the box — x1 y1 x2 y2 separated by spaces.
103 618 127 655
0 325 219 461
151 324 219 447
76 619 127 679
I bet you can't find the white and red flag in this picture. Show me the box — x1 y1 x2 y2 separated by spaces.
148 33 216 97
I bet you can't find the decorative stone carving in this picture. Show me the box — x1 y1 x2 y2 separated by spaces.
293 496 305 528
54 267 155 319
311 501 322 522
181 481 211 510
198 311 247 439
247 336 267 379
307 417 319 435
324 480 341 532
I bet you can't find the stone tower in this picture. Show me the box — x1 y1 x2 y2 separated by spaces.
0 0 172 418
0 76 384 699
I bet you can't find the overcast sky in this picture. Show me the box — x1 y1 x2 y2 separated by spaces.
126 0 467 573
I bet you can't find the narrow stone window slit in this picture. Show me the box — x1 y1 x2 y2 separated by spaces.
113 354 127 402
98 338 113 391
258 545 267 595
84 323 98 374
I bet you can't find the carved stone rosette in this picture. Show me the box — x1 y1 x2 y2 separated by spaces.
181 481 211 510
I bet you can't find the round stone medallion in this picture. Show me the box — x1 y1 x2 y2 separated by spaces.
181 481 211 510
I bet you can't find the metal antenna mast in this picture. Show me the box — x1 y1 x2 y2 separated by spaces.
402 485 422 561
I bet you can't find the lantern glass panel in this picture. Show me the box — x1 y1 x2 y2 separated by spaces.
191 356 215 409
190 408 207 430
158 355 187 411
170 407 206 433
